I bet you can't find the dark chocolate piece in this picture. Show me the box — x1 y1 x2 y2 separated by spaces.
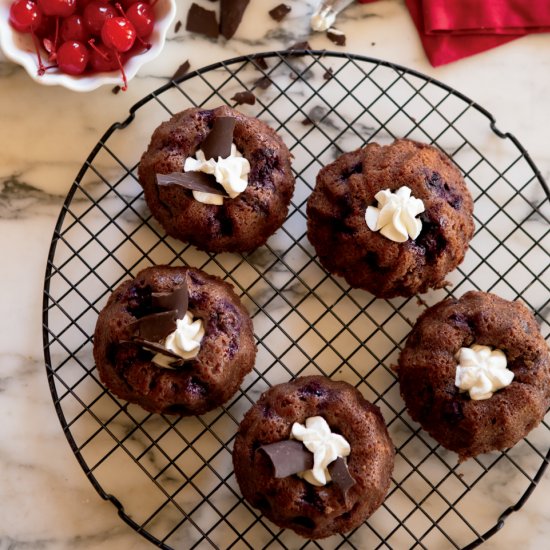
157 172 228 197
254 76 272 90
172 60 190 81
186 3 219 38
231 91 256 106
201 117 236 159
326 27 346 46
220 0 250 39
328 457 356 497
259 440 314 478
269 3 291 22
286 41 311 51
130 338 185 368
253 56 268 71
111 85 121 94
323 67 333 80
131 310 178 342
174 20 182 33
152 284 188 319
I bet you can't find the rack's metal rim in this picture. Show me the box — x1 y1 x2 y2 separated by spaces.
41 50 550 550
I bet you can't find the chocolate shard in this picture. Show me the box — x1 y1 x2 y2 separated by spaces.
152 283 188 319
259 440 314 478
253 56 268 71
328 457 355 497
130 310 178 342
220 0 250 39
130 338 185 367
186 3 219 39
157 172 228 197
327 27 346 46
172 60 190 81
269 3 291 22
201 117 236 160
323 67 333 81
174 20 182 33
231 91 256 106
287 41 311 51
254 76 272 90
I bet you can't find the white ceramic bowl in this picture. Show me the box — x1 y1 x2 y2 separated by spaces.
0 0 176 92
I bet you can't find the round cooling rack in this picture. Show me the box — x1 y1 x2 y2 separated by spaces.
43 51 550 549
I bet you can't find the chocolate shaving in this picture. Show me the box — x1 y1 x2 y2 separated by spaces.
129 338 185 367
253 56 268 71
152 284 188 319
174 20 182 33
269 3 291 22
323 67 333 81
254 76 272 90
220 0 250 39
287 41 311 51
157 172 228 197
186 3 219 38
172 60 190 81
326 27 346 46
130 310 178 342
201 117 236 160
259 440 313 478
231 91 256 106
328 457 356 497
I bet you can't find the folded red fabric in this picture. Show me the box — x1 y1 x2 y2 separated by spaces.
356 0 540 66
404 0 519 66
423 0 550 35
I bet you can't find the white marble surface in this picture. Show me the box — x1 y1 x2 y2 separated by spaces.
1 0 550 548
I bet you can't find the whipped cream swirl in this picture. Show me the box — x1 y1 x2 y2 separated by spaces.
153 311 205 368
184 144 250 205
291 416 350 486
365 186 425 243
455 344 513 400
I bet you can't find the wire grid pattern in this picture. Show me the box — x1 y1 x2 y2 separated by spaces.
42 52 550 550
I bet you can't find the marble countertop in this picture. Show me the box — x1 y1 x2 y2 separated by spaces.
1 0 549 548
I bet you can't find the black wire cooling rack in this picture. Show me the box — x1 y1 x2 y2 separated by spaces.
42 51 550 549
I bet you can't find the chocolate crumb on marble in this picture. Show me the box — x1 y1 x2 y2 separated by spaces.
327 27 346 46
186 3 219 38
220 0 250 39
174 20 182 33
269 3 291 22
231 90 256 105
172 60 190 81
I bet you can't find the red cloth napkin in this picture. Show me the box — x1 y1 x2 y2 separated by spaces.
357 0 550 66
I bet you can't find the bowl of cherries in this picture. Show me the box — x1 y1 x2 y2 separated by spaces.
0 0 176 91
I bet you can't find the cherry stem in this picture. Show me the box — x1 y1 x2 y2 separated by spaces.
50 16 60 61
113 50 128 91
31 31 47 76
88 38 109 60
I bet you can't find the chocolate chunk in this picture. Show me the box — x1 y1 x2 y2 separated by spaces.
328 457 356 497
259 440 314 478
327 27 346 46
152 284 188 319
172 60 190 81
200 116 236 160
254 76 272 90
130 338 185 368
231 91 256 106
323 67 333 80
253 56 268 71
131 310 178 342
157 172 228 196
186 3 219 38
220 0 250 39
287 41 311 51
269 3 291 22
111 85 121 94
174 20 182 33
